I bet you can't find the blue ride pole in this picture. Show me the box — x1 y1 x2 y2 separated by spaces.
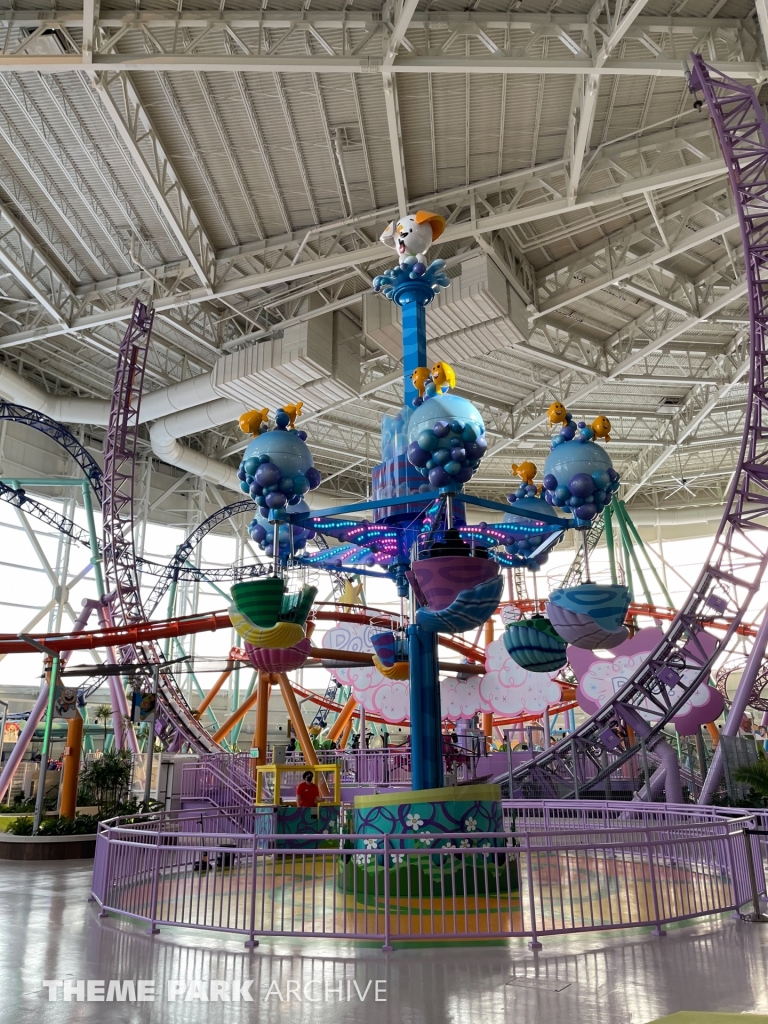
398 281 444 791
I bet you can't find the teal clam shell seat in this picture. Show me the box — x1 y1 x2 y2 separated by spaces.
502 615 567 672
546 583 631 650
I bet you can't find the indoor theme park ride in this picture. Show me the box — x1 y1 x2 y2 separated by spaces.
0 55 768 819
0 209 621 835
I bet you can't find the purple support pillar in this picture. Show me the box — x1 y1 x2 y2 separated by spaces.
619 703 683 805
700 613 768 803
94 600 139 755
0 686 49 802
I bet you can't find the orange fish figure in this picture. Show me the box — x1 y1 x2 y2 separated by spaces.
548 401 568 426
411 367 431 399
591 415 612 442
512 461 538 486
281 401 304 429
239 408 269 436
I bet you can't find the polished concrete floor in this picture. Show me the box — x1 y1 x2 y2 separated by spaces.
3 860 768 1024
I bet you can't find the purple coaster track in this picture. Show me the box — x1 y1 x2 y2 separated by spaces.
143 499 257 616
0 401 103 497
510 54 768 803
102 301 217 753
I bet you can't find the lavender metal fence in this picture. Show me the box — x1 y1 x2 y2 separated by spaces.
192 748 478 792
91 805 766 948
181 758 255 811
503 798 768 833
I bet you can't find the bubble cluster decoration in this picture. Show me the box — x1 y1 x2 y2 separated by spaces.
406 392 488 488
503 460 562 569
372 258 451 300
541 403 620 524
248 499 315 558
237 408 322 516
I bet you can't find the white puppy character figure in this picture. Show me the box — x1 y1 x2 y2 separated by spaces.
380 210 446 271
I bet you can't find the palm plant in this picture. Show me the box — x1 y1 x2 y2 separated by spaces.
93 704 112 750
734 751 768 801
78 750 133 817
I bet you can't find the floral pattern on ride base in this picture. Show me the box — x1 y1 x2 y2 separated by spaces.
254 804 341 849
353 797 504 850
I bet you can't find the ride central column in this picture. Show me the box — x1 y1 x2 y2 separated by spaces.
393 275 445 791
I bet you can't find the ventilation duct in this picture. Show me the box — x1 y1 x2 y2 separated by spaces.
211 302 360 412
363 253 530 362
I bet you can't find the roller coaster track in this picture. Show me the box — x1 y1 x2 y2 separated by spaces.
0 480 270 586
102 302 217 753
508 54 768 802
0 402 103 499
143 500 259 615
0 481 93 548
715 658 768 714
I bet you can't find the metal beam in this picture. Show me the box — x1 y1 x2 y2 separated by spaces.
0 12 749 32
755 0 768 60
67 120 723 305
0 55 754 77
622 354 750 499
488 278 748 458
535 194 737 316
0 200 73 322
382 0 420 217
1 76 133 272
0 105 114 275
382 73 408 218
566 0 652 200
89 71 216 289
0 150 728 351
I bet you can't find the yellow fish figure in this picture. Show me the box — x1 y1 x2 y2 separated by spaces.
411 366 431 399
512 461 537 487
431 361 456 393
592 415 612 442
281 401 304 429
548 401 567 426
239 408 269 436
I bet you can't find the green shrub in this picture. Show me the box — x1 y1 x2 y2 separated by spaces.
0 796 35 814
38 817 66 836
78 750 133 817
734 751 768 805
8 816 33 835
108 798 161 824
38 815 99 836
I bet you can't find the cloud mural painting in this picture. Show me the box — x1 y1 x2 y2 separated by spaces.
568 627 724 735
478 638 562 716
441 639 561 719
322 622 410 723
440 675 485 720
322 628 562 724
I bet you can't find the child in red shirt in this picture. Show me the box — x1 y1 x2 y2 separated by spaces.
296 770 320 808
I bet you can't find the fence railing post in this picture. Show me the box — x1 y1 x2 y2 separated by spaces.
146 827 162 935
525 833 542 950
382 833 393 952
740 829 768 923
723 823 743 919
245 830 260 948
97 828 112 918
645 829 666 937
